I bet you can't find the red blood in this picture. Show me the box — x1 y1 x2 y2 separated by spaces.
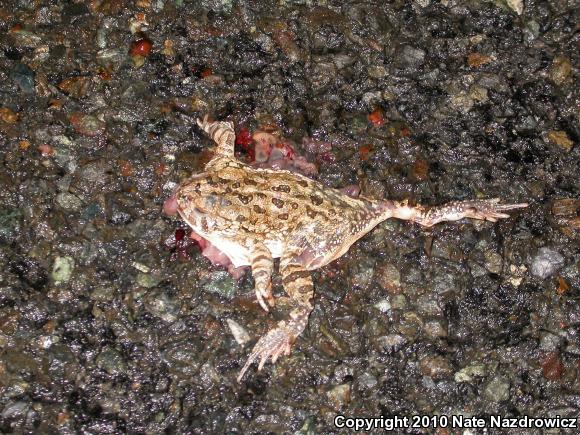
167 227 193 261
175 228 186 242
235 127 253 147
130 38 152 57
235 127 255 161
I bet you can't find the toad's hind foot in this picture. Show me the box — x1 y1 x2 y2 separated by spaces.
237 313 308 382
415 198 528 227
197 114 235 157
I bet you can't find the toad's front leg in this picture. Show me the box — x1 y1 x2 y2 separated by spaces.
237 248 313 382
389 198 528 227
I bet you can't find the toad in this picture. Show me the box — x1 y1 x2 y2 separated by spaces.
173 116 528 381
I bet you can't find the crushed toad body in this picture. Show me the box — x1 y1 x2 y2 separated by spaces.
173 116 528 381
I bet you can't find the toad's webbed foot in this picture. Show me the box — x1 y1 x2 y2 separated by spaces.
419 198 528 227
237 313 308 382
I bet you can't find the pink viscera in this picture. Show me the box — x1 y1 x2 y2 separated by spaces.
252 131 274 163
163 195 179 216
251 131 318 176
188 233 248 280
164 128 358 279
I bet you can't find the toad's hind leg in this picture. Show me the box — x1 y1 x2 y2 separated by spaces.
250 242 274 312
389 198 528 227
197 115 235 158
237 248 314 382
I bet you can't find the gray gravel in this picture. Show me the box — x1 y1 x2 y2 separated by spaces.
0 0 578 433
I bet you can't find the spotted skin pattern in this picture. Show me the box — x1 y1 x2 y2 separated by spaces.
175 116 529 381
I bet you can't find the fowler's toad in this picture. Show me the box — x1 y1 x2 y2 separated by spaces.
174 116 528 381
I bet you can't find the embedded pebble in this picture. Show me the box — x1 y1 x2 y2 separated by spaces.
541 352 564 381
396 45 425 68
357 372 378 389
432 273 459 294
506 0 524 15
9 63 35 93
56 192 83 211
226 318 251 347
373 299 391 313
419 355 452 379
1 0 576 431
0 208 22 242
484 251 503 274
326 384 351 410
96 348 127 376
136 272 162 288
51 256 74 285
390 294 407 310
424 319 447 338
484 376 510 402
144 290 180 322
375 262 401 292
530 247 565 279
550 55 572 85
539 332 562 352
69 113 106 136
203 271 237 299
350 258 376 289
546 130 574 152
1 401 30 421
376 334 407 352
454 364 487 383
